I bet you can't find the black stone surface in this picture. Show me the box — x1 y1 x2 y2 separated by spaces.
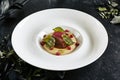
0 0 120 80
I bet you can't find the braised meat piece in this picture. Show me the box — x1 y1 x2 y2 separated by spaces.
52 32 67 48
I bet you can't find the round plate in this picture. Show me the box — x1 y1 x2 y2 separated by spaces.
12 8 108 71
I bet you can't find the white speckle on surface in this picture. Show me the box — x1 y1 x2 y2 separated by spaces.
102 78 105 80
48 0 51 5
115 51 119 54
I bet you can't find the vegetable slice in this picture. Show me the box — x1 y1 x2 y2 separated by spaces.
43 35 55 48
62 34 74 45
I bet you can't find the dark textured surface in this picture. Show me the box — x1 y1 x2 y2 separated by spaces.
0 0 120 80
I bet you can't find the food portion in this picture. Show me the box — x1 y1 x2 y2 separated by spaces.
40 27 80 56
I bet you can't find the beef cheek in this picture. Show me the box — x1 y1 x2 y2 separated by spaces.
53 32 67 48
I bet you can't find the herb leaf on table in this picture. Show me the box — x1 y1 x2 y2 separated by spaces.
94 0 120 24
0 34 47 80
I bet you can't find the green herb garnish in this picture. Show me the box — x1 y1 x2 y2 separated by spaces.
53 27 64 32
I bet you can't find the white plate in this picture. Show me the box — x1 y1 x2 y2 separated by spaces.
12 8 108 71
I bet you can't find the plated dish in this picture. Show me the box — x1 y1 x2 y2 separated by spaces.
40 27 80 55
12 8 108 71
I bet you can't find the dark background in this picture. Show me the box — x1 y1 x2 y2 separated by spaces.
0 0 120 80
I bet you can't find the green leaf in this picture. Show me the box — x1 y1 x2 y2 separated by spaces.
98 7 107 11
53 27 64 32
